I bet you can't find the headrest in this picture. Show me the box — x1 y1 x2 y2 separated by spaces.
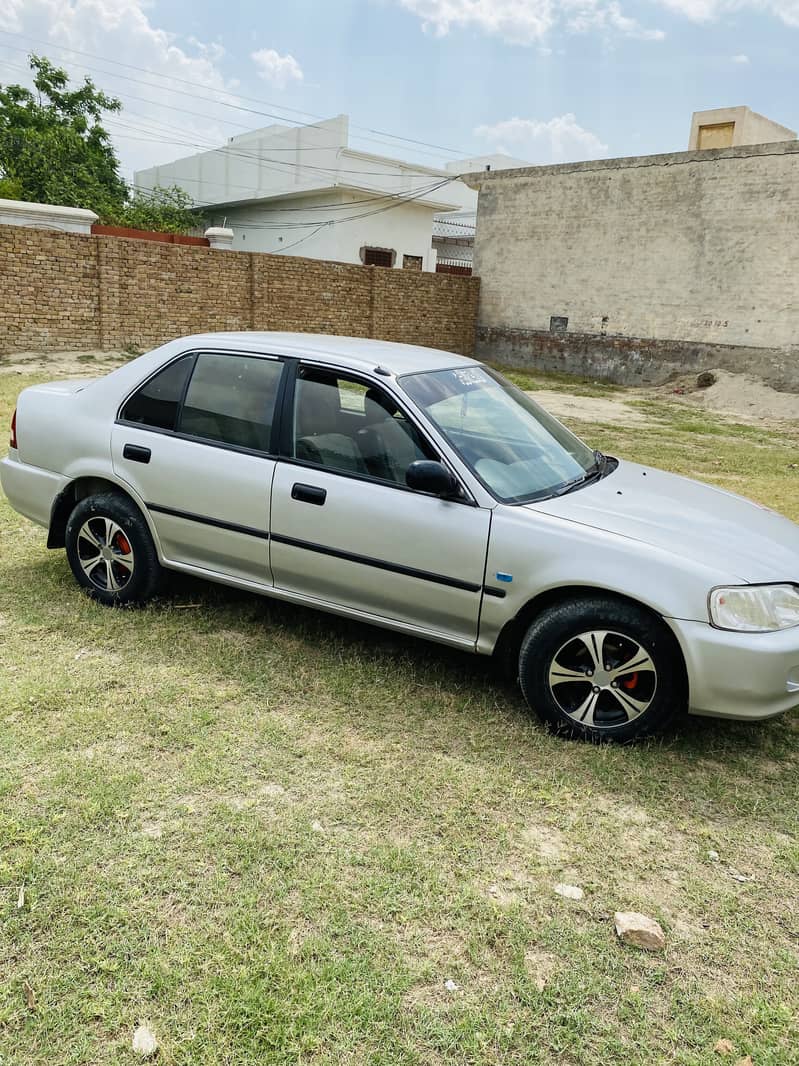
362 388 398 426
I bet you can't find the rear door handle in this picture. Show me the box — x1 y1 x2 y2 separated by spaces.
123 444 151 464
291 483 326 506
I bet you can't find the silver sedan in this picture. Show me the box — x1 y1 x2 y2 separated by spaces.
3 332 799 741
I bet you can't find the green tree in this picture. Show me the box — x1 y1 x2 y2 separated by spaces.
0 55 127 216
0 55 203 233
107 184 204 235
0 175 22 199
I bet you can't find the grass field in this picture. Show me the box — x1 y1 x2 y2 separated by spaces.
1 359 798 1065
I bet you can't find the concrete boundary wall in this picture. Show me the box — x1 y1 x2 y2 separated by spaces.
476 327 799 391
466 141 799 389
0 225 480 356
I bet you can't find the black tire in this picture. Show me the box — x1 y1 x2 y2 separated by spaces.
65 492 162 606
518 596 685 742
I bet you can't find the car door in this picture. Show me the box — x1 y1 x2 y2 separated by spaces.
111 349 285 586
269 362 492 646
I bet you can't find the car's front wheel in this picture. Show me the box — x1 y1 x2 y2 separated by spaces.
65 492 162 606
518 596 685 742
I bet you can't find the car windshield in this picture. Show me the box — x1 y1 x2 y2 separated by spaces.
400 365 597 503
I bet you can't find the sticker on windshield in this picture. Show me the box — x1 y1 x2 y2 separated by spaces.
453 367 489 387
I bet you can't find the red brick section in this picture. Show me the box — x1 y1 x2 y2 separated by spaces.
90 225 209 246
0 226 480 356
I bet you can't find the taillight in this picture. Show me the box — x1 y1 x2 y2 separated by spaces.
9 408 17 449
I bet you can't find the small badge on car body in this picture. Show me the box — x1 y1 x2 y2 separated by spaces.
496 572 513 583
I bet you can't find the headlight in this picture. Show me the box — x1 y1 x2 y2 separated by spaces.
709 584 799 632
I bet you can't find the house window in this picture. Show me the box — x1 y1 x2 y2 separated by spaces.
363 246 395 268
697 122 735 150
403 254 423 271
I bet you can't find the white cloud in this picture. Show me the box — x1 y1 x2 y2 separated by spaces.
397 0 799 42
568 1 666 39
398 0 555 44
0 0 245 177
474 114 609 163
251 48 303 89
731 52 750 62
397 0 666 42
652 0 799 26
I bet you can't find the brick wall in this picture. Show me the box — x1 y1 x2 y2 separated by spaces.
467 141 799 388
0 225 479 356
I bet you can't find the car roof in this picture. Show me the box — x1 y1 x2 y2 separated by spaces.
174 332 480 377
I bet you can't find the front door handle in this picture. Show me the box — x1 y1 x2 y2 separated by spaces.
123 444 151 464
291 483 326 506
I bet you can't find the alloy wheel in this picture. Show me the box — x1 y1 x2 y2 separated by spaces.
76 516 135 592
547 629 658 729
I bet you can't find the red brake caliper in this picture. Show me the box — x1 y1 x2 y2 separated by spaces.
115 532 131 555
622 672 639 690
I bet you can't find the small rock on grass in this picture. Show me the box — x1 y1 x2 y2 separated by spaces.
714 1038 735 1055
708 849 720 862
614 911 666 951
444 979 459 992
554 883 583 900
132 1024 158 1058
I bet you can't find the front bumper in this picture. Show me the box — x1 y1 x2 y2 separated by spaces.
0 452 65 529
668 617 799 720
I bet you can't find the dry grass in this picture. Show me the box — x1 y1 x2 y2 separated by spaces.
0 357 798 1065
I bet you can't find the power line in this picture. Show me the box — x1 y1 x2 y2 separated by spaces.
107 116 463 213
0 43 453 182
129 174 460 229
0 29 472 160
0 53 465 222
0 49 466 242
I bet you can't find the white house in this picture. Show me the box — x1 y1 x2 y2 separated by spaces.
135 115 473 271
432 154 530 273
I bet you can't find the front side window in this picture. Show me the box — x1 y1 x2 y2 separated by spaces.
400 366 597 503
120 354 194 431
293 368 433 484
179 353 283 451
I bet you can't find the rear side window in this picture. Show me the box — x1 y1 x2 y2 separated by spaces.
120 355 194 431
178 353 283 452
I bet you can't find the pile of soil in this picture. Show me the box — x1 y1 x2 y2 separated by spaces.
658 369 799 423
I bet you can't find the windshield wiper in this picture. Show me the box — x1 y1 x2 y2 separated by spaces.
550 451 610 498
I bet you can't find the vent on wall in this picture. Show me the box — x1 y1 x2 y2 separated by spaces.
550 316 569 333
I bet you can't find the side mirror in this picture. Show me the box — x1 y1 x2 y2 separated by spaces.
405 460 459 497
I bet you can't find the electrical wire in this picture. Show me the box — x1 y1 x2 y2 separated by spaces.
0 50 467 242
0 29 472 160
0 48 461 187
127 174 461 229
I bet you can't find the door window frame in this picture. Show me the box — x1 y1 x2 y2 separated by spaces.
115 348 289 460
275 358 477 505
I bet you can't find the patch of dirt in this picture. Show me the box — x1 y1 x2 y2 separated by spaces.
535 368 799 427
524 948 559 985
530 389 653 426
520 823 566 863
0 350 129 377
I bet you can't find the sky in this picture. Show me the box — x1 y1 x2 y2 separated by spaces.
0 0 797 182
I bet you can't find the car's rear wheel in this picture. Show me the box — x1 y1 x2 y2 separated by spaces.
518 596 685 742
65 492 162 606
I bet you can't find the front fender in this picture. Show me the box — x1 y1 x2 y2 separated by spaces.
477 505 736 653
